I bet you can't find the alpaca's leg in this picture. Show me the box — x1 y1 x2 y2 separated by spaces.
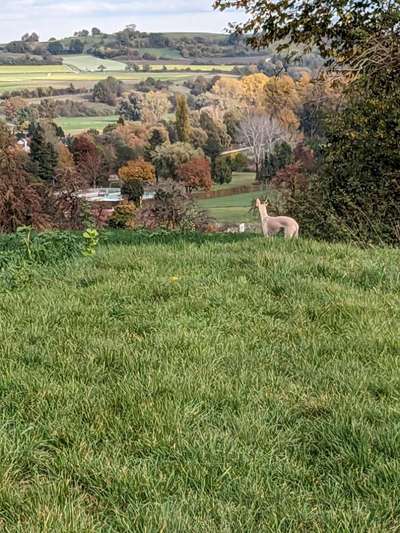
261 223 270 237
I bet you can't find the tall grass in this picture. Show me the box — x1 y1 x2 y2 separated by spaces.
0 231 399 531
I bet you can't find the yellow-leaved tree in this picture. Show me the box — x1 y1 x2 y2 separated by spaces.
211 77 244 112
264 75 302 131
118 159 156 206
240 73 269 108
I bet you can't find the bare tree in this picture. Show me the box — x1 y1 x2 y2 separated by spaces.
239 113 288 181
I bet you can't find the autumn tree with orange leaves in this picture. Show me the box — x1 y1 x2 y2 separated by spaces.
177 157 212 192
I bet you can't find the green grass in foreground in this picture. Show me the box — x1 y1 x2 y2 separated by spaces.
55 115 119 134
0 231 399 530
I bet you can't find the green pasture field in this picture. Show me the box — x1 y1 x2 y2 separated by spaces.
212 172 257 191
0 55 239 94
0 230 399 530
61 55 238 73
55 115 119 134
198 188 266 223
61 55 128 72
0 69 196 93
0 65 70 74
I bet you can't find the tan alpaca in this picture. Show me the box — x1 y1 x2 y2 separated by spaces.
256 198 299 238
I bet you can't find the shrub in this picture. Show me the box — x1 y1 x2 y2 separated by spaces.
230 152 250 172
53 168 92 230
284 79 400 245
137 181 210 231
108 203 137 229
213 156 232 184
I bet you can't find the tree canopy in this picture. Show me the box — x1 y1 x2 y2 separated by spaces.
214 0 400 64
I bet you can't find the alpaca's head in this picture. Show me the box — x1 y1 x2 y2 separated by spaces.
255 198 268 211
254 198 269 221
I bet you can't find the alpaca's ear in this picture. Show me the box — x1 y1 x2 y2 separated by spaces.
255 198 261 207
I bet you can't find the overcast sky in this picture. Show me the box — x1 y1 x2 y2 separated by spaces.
1 0 246 42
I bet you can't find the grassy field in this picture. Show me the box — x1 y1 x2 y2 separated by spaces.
213 172 257 191
55 115 119 134
0 68 200 93
0 231 399 530
63 57 238 73
0 54 239 93
199 188 266 223
62 55 128 72
0 65 70 74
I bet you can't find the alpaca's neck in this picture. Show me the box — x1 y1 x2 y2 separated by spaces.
258 206 269 220
258 206 270 236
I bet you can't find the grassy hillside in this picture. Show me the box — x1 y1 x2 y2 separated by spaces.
1 231 399 530
55 115 119 134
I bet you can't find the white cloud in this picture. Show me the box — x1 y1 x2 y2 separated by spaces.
0 0 245 41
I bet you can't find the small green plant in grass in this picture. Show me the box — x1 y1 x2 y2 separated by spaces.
15 225 34 260
108 203 137 229
82 228 99 257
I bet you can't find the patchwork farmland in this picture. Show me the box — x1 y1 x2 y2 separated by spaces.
0 66 195 93
0 58 239 94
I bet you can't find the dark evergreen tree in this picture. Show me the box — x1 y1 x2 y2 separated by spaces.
265 142 294 181
200 112 230 166
29 123 58 182
213 156 232 185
